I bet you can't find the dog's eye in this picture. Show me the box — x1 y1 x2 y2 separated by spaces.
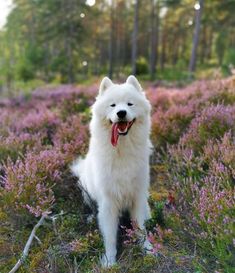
110 104 116 107
127 103 133 106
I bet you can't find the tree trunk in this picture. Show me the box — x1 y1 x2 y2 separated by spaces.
189 0 204 74
160 20 166 71
172 40 179 66
149 0 159 79
131 0 140 75
43 41 50 82
200 25 207 65
115 8 121 77
206 28 213 61
65 0 74 83
108 1 115 79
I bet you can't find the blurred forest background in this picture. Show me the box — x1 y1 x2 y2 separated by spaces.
0 0 235 95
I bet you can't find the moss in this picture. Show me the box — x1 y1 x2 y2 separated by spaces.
150 190 168 202
143 254 158 267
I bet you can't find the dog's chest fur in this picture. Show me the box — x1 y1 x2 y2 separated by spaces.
92 135 149 207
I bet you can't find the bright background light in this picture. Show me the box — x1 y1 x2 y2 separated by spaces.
159 7 168 18
0 0 13 29
86 0 96 6
194 2 200 10
188 19 193 26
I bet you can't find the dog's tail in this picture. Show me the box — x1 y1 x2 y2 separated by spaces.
70 158 97 214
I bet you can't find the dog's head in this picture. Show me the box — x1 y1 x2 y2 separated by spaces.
92 75 151 146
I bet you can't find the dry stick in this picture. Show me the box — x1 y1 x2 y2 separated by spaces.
9 215 46 273
34 235 42 245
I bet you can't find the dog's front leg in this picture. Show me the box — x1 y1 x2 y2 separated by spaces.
131 193 154 253
98 200 118 267
131 192 151 229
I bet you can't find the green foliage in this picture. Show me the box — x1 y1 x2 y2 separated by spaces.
17 62 35 81
157 67 191 81
164 0 182 6
145 200 166 230
136 57 148 75
224 48 235 66
0 0 234 88
215 31 228 66
17 45 46 81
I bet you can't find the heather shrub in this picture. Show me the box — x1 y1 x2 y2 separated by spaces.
208 88 235 105
14 108 60 135
0 149 64 221
149 81 233 149
0 86 91 227
0 85 94 272
180 105 235 153
32 84 96 109
53 115 89 163
161 79 234 111
151 105 194 148
147 88 173 111
142 80 235 270
204 132 235 170
60 93 91 119
1 79 235 272
191 177 234 268
122 219 173 259
0 109 23 136
168 132 235 270
0 133 41 162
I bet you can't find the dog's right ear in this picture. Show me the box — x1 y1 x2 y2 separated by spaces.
99 77 113 96
126 75 142 93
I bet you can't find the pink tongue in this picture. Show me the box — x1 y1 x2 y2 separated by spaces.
111 123 119 147
111 122 128 147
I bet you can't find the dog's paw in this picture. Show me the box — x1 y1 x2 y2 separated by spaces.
100 254 116 268
143 239 158 257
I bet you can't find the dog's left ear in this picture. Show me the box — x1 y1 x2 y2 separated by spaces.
99 77 113 96
126 75 142 92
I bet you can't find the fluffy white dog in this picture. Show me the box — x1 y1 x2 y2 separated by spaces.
71 75 152 267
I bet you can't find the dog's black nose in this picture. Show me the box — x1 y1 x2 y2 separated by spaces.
117 110 127 119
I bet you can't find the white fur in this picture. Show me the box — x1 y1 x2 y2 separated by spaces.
71 75 152 267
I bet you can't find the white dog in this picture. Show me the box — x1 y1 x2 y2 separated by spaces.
71 75 152 267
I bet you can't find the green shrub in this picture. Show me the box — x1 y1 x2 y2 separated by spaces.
136 57 148 75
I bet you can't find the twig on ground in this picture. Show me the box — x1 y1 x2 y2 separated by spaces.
8 215 46 273
34 235 42 245
74 256 78 273
8 211 66 273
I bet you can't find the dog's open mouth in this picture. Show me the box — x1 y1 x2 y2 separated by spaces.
111 120 135 147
